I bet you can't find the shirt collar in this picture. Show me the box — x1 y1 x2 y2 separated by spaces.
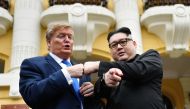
49 52 70 64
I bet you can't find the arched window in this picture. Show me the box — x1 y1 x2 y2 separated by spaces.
0 58 5 73
163 95 173 109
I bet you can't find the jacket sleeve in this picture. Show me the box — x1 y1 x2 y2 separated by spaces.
94 77 113 99
98 49 163 83
19 58 70 107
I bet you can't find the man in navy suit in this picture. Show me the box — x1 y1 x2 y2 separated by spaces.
19 24 98 109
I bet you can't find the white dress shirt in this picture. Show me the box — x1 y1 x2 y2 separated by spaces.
49 52 73 85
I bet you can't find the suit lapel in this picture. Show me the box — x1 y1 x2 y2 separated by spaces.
45 54 82 101
45 54 62 71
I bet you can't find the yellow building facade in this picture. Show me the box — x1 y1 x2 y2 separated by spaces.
0 0 190 109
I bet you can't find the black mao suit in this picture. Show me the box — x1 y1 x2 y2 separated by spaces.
95 49 165 109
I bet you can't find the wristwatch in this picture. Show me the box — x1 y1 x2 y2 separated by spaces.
100 73 106 84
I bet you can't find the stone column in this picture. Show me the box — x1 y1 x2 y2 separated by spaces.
9 0 43 97
113 0 143 54
11 0 43 69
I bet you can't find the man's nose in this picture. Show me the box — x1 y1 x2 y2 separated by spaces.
117 43 123 48
63 36 70 41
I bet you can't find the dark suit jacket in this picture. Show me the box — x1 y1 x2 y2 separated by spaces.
19 54 97 109
95 49 165 109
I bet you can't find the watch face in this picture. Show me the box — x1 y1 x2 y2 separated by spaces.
101 74 105 82
103 74 105 80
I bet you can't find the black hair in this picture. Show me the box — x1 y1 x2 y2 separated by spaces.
107 27 131 42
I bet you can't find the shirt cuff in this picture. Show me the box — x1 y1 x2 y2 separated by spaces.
61 67 73 85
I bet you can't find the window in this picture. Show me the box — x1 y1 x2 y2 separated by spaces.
0 59 5 73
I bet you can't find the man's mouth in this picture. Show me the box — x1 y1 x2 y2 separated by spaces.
64 45 70 48
118 52 125 56
63 45 71 50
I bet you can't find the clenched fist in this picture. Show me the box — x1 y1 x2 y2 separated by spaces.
67 64 84 78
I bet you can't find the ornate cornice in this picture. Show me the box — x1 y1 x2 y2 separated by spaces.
0 7 13 36
141 4 190 57
40 3 115 60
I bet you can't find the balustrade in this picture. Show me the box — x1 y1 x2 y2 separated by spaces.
144 0 190 10
49 0 107 7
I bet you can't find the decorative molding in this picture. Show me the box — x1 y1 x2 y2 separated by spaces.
0 69 20 98
11 45 39 68
0 7 13 36
141 4 190 58
40 3 115 60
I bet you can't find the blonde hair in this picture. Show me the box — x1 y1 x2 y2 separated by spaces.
46 24 74 41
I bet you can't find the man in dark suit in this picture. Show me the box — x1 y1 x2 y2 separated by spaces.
84 27 165 109
19 24 97 109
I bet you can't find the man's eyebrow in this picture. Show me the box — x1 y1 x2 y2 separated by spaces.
110 38 128 43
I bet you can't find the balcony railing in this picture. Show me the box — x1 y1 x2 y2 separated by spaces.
49 0 108 7
144 0 190 10
0 0 9 10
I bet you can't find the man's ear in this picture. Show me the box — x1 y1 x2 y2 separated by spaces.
133 40 137 48
47 40 51 49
